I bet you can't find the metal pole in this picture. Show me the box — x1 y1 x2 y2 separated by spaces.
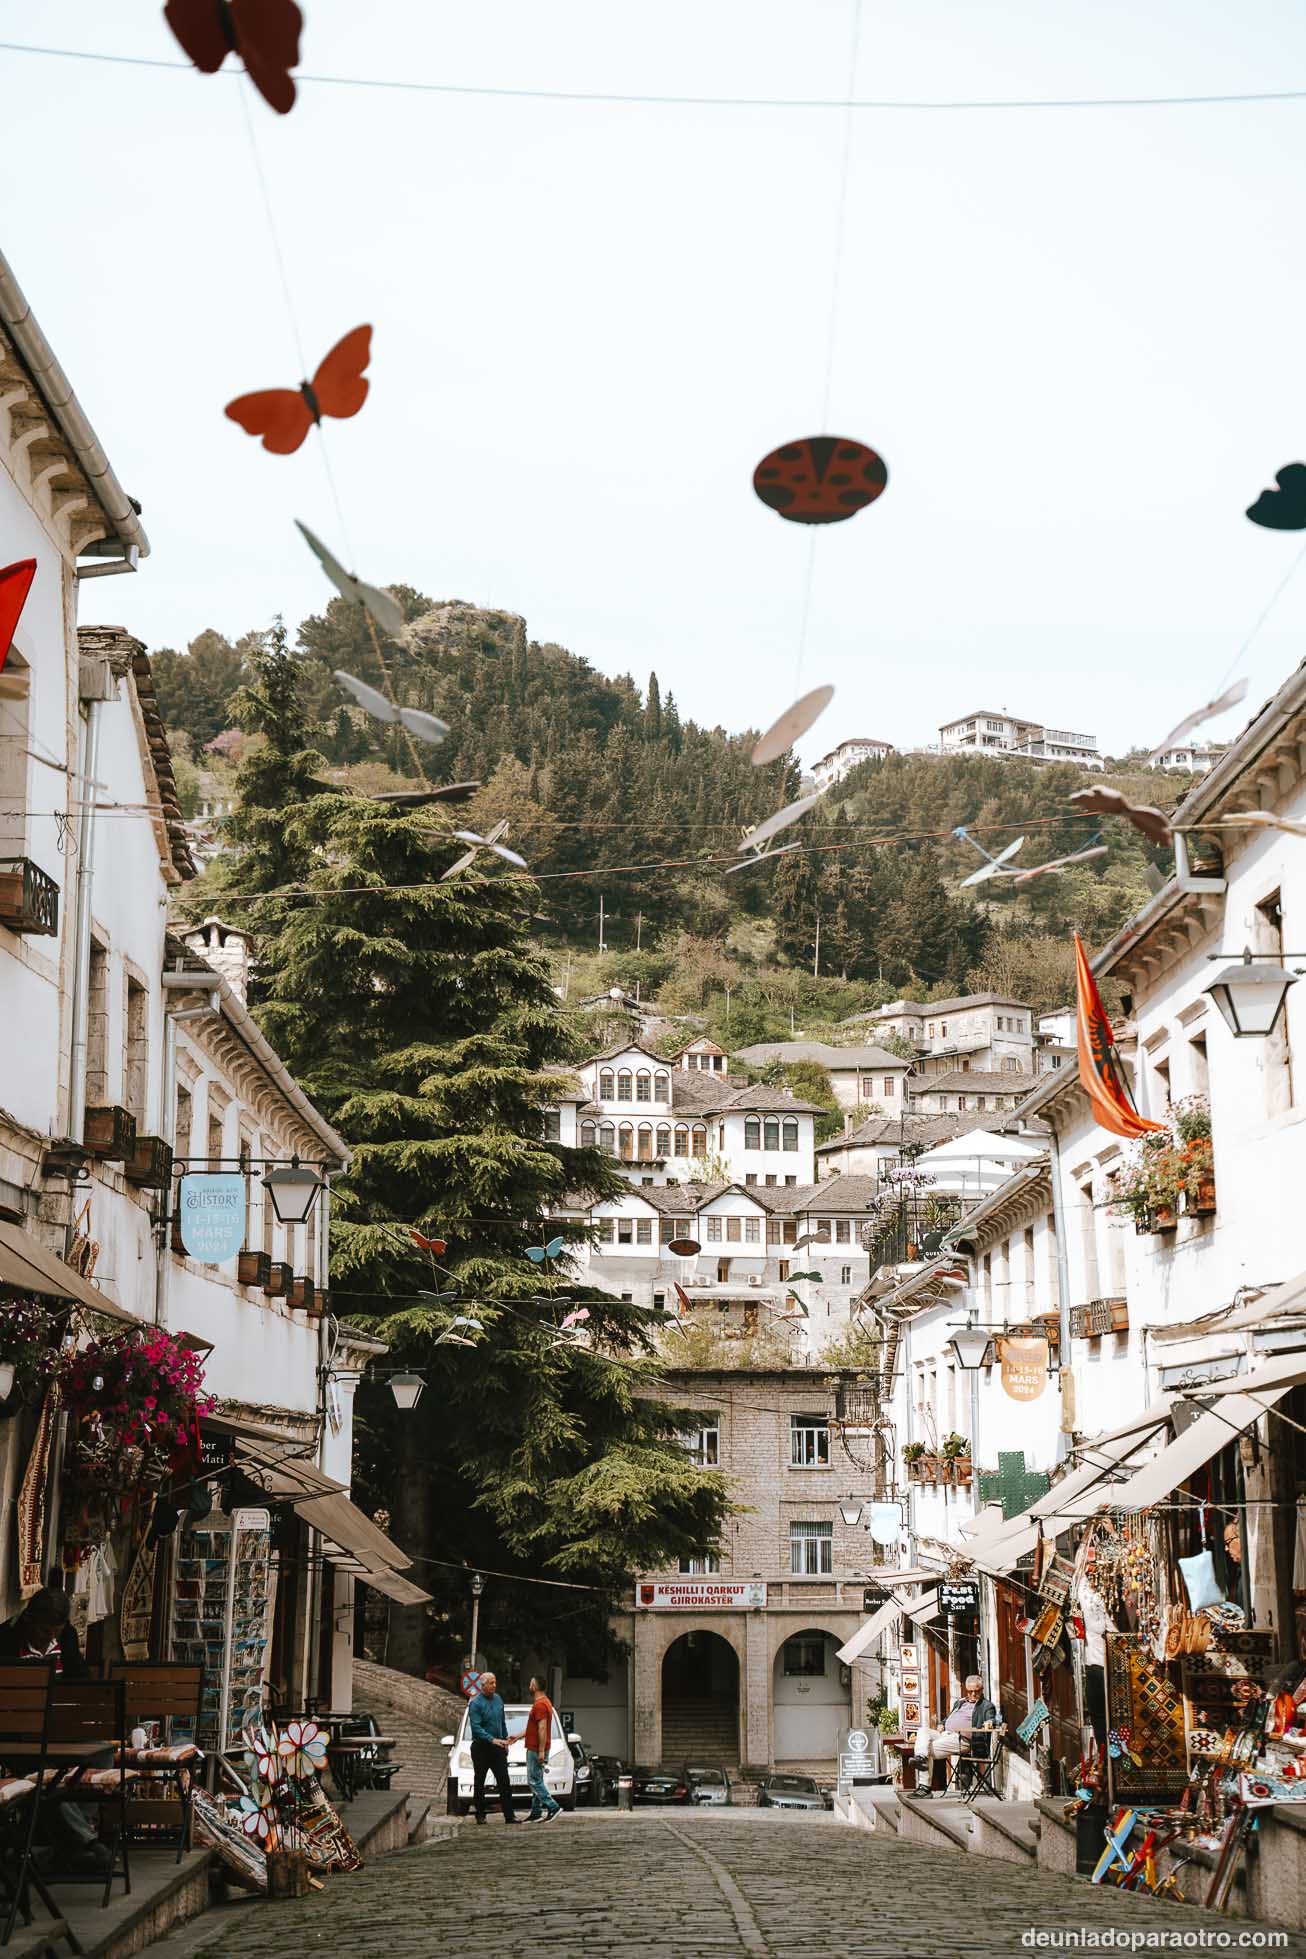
903 1315 917 1564
1046 1124 1075 1453
66 698 104 1150
470 1588 481 1666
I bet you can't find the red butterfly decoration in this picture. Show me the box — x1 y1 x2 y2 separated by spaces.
0 560 36 674
225 325 372 455
410 1232 448 1257
164 0 303 116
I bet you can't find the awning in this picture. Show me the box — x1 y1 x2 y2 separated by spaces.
836 1596 902 1666
903 1588 940 1624
0 1220 132 1321
293 1492 432 1604
232 1438 345 1501
1090 1352 1305 1514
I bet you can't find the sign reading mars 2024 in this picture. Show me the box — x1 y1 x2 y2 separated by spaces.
178 1174 245 1263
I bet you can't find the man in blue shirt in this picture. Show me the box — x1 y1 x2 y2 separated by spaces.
468 1672 519 1825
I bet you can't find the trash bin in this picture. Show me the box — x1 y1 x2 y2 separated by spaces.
617 1775 634 1811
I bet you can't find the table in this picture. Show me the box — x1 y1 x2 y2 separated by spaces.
1 1740 115 1789
325 1739 373 1804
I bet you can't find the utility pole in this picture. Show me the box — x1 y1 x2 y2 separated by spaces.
635 911 643 952
598 895 606 954
813 912 821 980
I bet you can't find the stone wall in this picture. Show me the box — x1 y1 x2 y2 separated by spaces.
352 1661 468 1808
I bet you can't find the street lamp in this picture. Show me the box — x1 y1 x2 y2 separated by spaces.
437 1316 484 1348
1204 948 1300 1038
838 1501 864 1527
389 1372 425 1412
261 1156 324 1226
469 1571 485 1668
0 1360 14 1402
947 1320 993 1370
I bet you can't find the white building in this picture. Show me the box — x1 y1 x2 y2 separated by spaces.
1150 742 1226 775
731 1040 913 1112
811 737 894 792
938 710 1100 768
860 992 1037 1078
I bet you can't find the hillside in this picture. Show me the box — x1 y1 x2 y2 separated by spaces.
154 594 1192 1024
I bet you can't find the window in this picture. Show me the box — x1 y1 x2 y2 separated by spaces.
717 1258 731 1283
659 1217 676 1243
175 1082 192 1164
684 1420 719 1466
726 1216 741 1242
767 1220 781 1244
0 650 31 861
744 1116 761 1150
636 1218 652 1244
85 941 110 1110
1001 1058 1019 1073
835 1219 850 1243
542 1108 561 1141
745 1217 760 1244
599 1070 614 1099
783 1635 827 1677
619 1124 634 1160
790 1521 833 1574
637 1124 653 1159
674 1126 689 1156
691 1126 707 1157
597 1217 615 1243
717 1124 726 1151
679 1554 721 1574
655 1072 670 1102
784 1175 796 1187
581 1120 597 1147
617 1217 634 1245
617 1071 633 1099
124 973 149 1128
765 1173 777 1187
778 1259 789 1280
636 1071 651 1102
860 1076 874 1098
790 1415 830 1467
599 1122 616 1152
763 1117 780 1151
841 1265 852 1285
706 1216 723 1242
815 1219 831 1242
782 1118 798 1152
656 1124 671 1156
745 1172 757 1186
653 1291 665 1308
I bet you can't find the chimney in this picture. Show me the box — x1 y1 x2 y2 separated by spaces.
183 915 251 1004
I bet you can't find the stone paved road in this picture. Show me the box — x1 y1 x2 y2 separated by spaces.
187 1811 1306 1959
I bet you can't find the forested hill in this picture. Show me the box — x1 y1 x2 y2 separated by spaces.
152 594 1189 1000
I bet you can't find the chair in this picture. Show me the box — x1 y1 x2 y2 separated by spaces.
0 1662 74 1952
337 1715 402 1793
951 1723 1008 1803
106 1664 204 1863
46 1679 132 1907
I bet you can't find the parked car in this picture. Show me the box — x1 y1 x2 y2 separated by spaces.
633 1764 694 1805
756 1773 828 1811
569 1738 608 1807
686 1766 733 1806
593 1755 626 1804
442 1703 580 1815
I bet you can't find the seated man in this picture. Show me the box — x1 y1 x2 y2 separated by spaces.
910 1675 999 1794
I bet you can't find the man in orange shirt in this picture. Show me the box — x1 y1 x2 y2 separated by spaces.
524 1677 562 1822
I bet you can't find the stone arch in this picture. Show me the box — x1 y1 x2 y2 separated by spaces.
660 1625 741 1766
769 1621 857 1765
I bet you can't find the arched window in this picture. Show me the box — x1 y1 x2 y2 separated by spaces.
744 1117 761 1151
692 1126 707 1157
637 1124 653 1160
656 1125 671 1156
655 1071 670 1102
617 1070 633 1100
599 1070 614 1100
619 1123 635 1160
581 1121 597 1147
674 1126 689 1157
782 1118 798 1152
763 1117 780 1152
599 1122 616 1153
636 1071 651 1103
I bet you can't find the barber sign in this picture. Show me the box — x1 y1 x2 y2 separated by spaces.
178 1174 246 1263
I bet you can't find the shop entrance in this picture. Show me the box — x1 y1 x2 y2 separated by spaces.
772 1629 850 1765
660 1630 740 1765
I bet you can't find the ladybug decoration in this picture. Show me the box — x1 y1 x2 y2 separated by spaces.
753 435 888 524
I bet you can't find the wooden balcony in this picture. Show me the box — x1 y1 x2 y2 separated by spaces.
0 856 58 936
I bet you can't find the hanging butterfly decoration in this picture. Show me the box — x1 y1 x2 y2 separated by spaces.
226 325 372 455
1009 843 1107 884
1068 786 1172 848
0 560 36 675
1246 463 1306 530
560 1307 590 1331
753 435 888 524
164 0 303 115
751 685 835 766
526 1237 566 1266
297 523 405 638
411 1232 448 1257
1146 679 1248 764
440 821 528 882
729 790 825 875
333 670 449 746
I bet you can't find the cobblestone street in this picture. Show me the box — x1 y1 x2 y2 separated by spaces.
182 1811 1306 1959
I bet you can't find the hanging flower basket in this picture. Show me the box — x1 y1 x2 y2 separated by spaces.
0 1293 62 1413
62 1329 215 1494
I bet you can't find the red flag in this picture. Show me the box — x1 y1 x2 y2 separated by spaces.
1074 932 1166 1139
0 560 35 673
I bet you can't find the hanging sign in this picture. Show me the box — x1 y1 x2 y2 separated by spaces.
637 1581 766 1610
1001 1336 1048 1401
178 1174 246 1262
868 1501 903 1546
939 1579 979 1615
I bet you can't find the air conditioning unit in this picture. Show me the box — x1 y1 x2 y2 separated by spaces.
747 1275 761 1287
689 1277 710 1288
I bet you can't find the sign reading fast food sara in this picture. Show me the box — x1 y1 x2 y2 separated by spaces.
636 1581 767 1610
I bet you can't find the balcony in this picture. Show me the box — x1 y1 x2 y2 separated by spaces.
0 857 58 936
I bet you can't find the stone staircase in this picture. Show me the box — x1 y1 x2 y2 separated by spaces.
352 1659 468 1839
659 1700 740 1765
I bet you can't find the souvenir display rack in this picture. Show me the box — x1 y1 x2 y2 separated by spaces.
171 1505 272 1753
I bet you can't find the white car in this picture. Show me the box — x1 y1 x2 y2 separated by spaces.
442 1704 581 1815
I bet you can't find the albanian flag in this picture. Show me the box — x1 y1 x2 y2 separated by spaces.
0 560 35 673
1075 932 1166 1140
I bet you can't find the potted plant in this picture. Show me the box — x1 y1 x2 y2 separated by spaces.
1174 1095 1216 1215
63 1329 215 1493
1144 1140 1184 1232
0 1293 61 1414
940 1432 973 1485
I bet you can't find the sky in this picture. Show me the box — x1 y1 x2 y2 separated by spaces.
4 0 1306 763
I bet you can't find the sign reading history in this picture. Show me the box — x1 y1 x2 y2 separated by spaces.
636 1580 766 1610
178 1174 246 1263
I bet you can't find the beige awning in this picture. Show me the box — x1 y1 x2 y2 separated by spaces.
903 1588 940 1624
293 1492 431 1602
0 1220 132 1321
1092 1358 1302 1514
341 1564 431 1606
836 1596 902 1666
233 1438 345 1500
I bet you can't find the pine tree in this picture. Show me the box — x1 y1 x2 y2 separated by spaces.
207 641 729 1673
645 671 662 742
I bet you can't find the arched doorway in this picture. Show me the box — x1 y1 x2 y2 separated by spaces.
661 1631 739 1765
772 1629 851 1765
